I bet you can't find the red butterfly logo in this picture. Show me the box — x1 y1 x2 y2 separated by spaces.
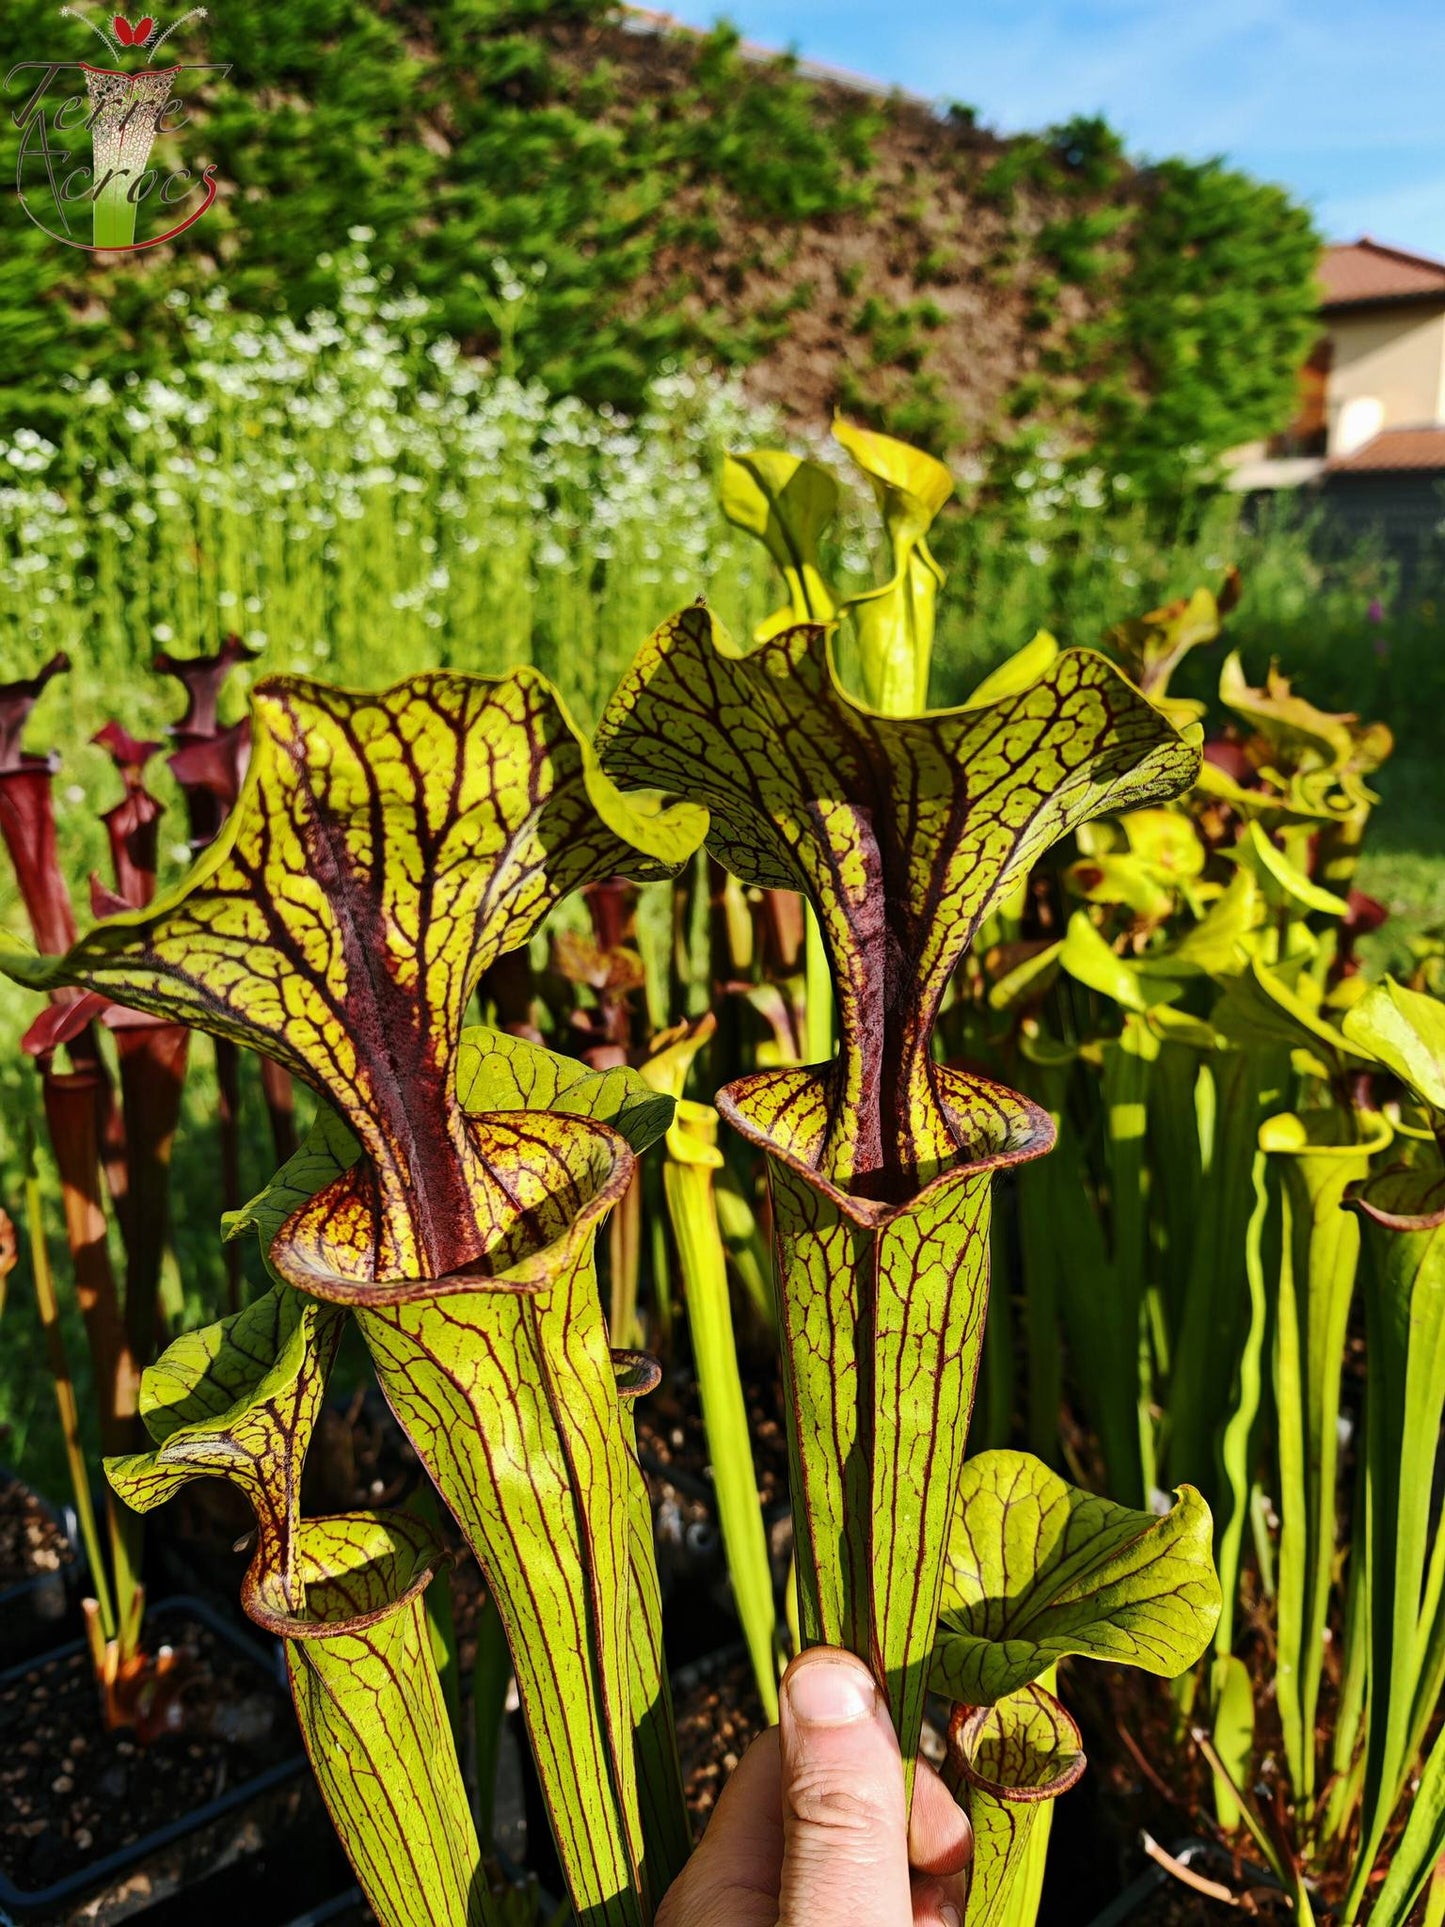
112 14 156 44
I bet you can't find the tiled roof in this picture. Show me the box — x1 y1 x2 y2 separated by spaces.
1321 239 1445 309
1328 426 1445 473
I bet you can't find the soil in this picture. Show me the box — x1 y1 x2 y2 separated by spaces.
60 1779 341 1927
635 1360 793 1664
0 1475 73 1587
0 1605 296 1899
636 1360 791 1512
673 1653 767 1832
1047 1657 1303 1925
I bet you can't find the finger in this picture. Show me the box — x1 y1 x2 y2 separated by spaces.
908 1759 974 1876
911 1871 968 1927
655 1729 782 1927
776 1648 913 1927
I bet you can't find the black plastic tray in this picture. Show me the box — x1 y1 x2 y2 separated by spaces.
1084 1836 1283 1925
0 1591 302 1916
0 1470 84 1669
280 1893 367 1927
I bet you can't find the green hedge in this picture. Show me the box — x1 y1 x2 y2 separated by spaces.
1 0 1319 497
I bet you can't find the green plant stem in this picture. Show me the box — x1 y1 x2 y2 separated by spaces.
1102 1015 1160 1504
974 1211 1017 1457
1148 1040 1206 1342
92 176 138 252
1425 1854 1445 1927
1323 1481 1369 1848
411 1487 463 1752
1365 1724 1445 1927
215 1037 243 1313
1017 1049 1135 1498
1214 1144 1271 1657
608 1170 643 1352
1167 1048 1285 1512
1346 1204 1445 1918
663 1121 779 1721
1265 1110 1386 1816
712 1165 775 1334
24 1150 116 1642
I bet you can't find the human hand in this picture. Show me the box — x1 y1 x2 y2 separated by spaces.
657 1646 974 1927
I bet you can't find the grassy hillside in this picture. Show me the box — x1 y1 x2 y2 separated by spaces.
2 0 1319 494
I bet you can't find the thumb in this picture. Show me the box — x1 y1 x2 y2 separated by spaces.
776 1649 913 1927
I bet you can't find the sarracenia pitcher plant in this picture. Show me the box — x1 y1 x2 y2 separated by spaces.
1333 980 1445 1926
3 668 705 1927
595 603 1211 1781
3 592 1227 1926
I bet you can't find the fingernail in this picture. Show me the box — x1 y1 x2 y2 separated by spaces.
786 1658 875 1726
939 1907 962 1927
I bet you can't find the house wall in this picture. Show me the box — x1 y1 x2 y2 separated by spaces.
1326 303 1445 454
1318 470 1445 588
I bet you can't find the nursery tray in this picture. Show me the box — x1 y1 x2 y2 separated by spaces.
1084 1838 1286 1925
281 1891 372 1927
0 1592 303 1917
0 1472 83 1669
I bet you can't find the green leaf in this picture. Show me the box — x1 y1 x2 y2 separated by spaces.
246 1510 490 1927
616 1373 692 1900
966 631 1060 707
1109 584 1228 700
1232 821 1350 917
1367 1720 1445 1927
641 1043 780 1721
273 1028 690 1923
719 449 838 639
722 1075 1051 1778
834 416 953 715
1219 651 1362 776
1342 977 1445 1115
1167 869 1262 975
105 1291 487 1927
944 1682 1086 1927
597 605 1201 1190
456 1026 674 1155
107 1282 344 1610
1057 910 1187 1014
3 670 704 1281
1343 1165 1445 1917
1208 1653 1255 1834
931 1450 1219 1705
987 941 1064 1015
1213 955 1361 1072
1193 757 1333 825
1259 1108 1390 1810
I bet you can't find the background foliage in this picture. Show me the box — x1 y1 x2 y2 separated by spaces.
4 0 1318 492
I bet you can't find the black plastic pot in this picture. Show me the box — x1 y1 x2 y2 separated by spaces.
0 1593 304 1920
0 1471 83 1669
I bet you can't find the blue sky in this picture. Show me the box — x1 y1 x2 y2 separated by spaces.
668 0 1445 257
